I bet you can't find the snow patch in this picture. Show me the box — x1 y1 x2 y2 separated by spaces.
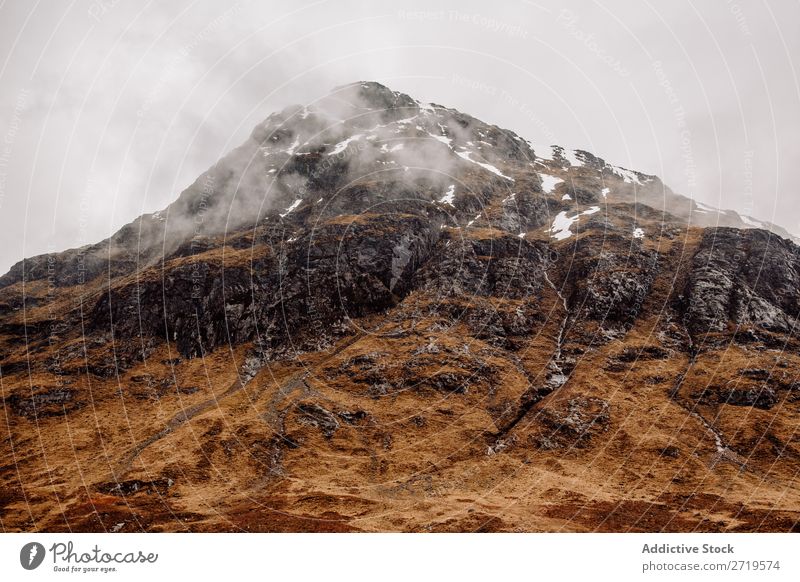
693 200 718 214
539 173 563 194
532 143 555 161
280 199 302 218
428 132 452 146
438 184 456 206
741 215 765 228
561 149 583 167
283 136 300 155
611 166 642 185
601 187 610 197
633 227 645 239
456 150 514 181
394 115 418 125
328 134 362 156
546 206 601 241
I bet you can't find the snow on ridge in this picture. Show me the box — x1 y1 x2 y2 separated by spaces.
546 206 601 241
611 166 643 185
539 173 563 194
428 133 452 145
741 215 766 228
532 144 583 168
606 166 653 186
561 148 583 168
531 143 555 161
693 200 718 214
394 115 418 125
456 150 514 181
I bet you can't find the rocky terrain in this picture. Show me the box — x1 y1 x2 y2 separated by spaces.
1 82 799 532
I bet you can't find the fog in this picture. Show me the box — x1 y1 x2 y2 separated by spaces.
0 0 798 274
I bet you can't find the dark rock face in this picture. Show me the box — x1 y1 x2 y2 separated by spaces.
686 229 800 335
88 214 441 361
692 386 779 410
415 234 549 299
533 397 611 449
722 387 779 410
565 235 658 328
89 261 260 360
4 387 83 418
295 403 340 438
96 478 174 497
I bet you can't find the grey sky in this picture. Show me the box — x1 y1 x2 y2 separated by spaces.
0 0 798 275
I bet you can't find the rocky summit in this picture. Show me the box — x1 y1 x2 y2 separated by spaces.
1 81 799 532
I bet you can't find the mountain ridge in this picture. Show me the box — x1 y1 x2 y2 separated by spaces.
2 81 797 289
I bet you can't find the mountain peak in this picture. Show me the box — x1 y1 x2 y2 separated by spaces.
2 82 800 533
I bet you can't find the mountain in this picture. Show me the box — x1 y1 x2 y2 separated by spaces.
1 81 799 532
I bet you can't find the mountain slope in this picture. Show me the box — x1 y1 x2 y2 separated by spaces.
1 82 799 532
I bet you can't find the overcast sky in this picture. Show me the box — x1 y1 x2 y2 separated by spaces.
0 0 798 275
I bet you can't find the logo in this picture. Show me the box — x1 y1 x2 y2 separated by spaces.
20 542 46 570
